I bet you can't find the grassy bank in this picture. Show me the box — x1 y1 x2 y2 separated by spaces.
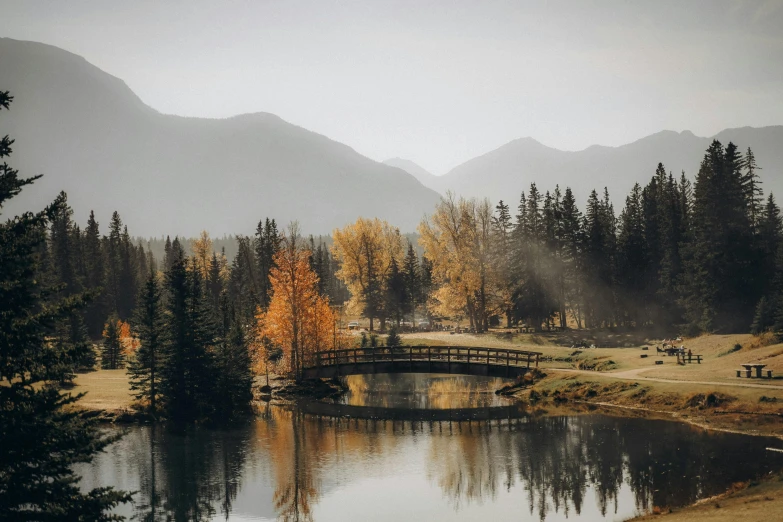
626 473 783 521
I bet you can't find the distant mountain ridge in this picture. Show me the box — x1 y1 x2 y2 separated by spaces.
3 38 781 234
434 127 783 207
0 38 440 236
382 158 440 190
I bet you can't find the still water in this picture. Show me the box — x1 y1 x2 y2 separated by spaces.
79 375 783 521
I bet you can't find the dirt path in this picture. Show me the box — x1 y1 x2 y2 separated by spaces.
551 367 783 390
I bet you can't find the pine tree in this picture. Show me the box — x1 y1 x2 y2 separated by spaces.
214 305 253 419
101 316 124 370
0 89 130 518
491 201 514 326
386 326 402 348
558 187 583 328
402 242 421 322
161 254 217 422
128 261 166 416
384 257 408 326
255 217 280 309
229 235 259 323
118 225 138 319
83 210 106 338
616 184 646 325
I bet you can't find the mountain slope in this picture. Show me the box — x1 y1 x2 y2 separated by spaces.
382 158 441 191
437 128 783 207
0 38 440 236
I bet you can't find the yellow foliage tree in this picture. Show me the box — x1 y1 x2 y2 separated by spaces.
255 224 341 379
331 217 403 331
192 230 213 280
117 319 139 356
418 193 498 332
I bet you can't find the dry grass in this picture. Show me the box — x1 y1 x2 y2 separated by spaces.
628 474 783 521
67 369 133 412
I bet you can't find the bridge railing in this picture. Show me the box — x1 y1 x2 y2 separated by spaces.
305 346 541 370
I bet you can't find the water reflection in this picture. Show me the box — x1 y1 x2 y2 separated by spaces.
79 380 783 521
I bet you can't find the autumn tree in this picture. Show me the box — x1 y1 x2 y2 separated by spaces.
419 193 497 332
192 230 213 280
256 224 338 379
332 217 404 331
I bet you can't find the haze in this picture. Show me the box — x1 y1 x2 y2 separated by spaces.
3 0 782 174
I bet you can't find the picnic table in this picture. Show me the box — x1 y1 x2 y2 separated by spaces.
739 363 767 378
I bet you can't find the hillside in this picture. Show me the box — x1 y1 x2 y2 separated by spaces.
0 38 440 236
436 128 783 207
382 158 440 191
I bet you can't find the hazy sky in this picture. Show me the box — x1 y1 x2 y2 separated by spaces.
2 0 782 174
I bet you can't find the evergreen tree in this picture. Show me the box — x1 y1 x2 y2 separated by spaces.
680 141 759 332
83 210 106 338
402 242 421 322
617 184 647 326
101 316 124 370
386 326 401 348
558 187 583 328
117 225 138 319
206 251 224 312
128 260 166 416
582 189 616 328
491 201 514 326
161 254 217 422
214 304 253 419
0 89 130 518
229 235 259 323
384 257 408 326
254 217 280 309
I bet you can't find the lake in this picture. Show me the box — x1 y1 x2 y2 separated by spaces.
78 374 783 521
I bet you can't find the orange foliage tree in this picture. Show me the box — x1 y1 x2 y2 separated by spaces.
255 224 346 379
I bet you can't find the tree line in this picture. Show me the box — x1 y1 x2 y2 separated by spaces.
330 142 777 336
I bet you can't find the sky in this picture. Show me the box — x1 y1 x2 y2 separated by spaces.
2 0 782 175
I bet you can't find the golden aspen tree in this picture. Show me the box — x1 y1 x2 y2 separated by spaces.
191 230 213 280
419 193 498 332
331 217 403 331
255 223 338 379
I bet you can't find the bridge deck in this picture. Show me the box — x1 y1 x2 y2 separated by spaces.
302 346 542 379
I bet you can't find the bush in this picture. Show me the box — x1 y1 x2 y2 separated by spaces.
386 327 401 348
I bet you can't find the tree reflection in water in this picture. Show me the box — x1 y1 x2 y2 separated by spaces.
88 399 783 521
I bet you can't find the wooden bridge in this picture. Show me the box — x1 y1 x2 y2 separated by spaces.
302 346 542 380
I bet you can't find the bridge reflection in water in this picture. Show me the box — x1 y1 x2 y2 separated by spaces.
303 346 542 379
296 400 531 426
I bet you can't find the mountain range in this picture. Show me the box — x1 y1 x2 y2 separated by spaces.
0 38 439 237
2 37 782 236
418 128 783 209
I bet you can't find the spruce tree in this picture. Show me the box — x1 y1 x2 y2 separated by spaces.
255 217 280 309
128 260 166 416
0 89 130 518
402 242 421 322
83 210 106 338
161 254 217 422
101 316 124 370
214 304 253 419
384 257 408 326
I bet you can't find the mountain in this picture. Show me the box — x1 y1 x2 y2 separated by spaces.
382 158 440 191
436 128 783 208
0 38 440 236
